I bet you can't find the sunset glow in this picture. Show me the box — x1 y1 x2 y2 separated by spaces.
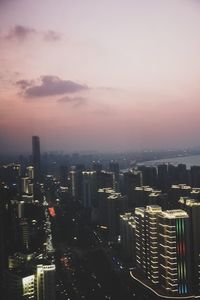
1 0 200 153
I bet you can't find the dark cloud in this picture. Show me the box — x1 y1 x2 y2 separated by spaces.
44 30 61 41
16 76 88 98
58 96 87 106
4 25 61 42
6 25 36 40
16 79 33 90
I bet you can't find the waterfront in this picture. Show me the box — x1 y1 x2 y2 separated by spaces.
139 154 200 169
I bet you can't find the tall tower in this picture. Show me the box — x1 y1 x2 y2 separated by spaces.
32 136 41 182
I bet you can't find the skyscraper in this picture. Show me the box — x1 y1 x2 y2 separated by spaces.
134 205 162 278
32 136 41 183
36 264 56 300
82 171 97 208
179 197 200 293
157 209 192 295
133 206 192 296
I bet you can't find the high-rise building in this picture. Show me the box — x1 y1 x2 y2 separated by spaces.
134 207 192 296
32 136 41 183
134 205 162 278
119 212 135 264
133 186 154 208
97 188 115 227
179 197 200 293
97 170 114 190
36 264 56 300
123 170 142 207
145 205 162 284
22 275 35 300
157 164 168 192
21 177 31 195
26 166 34 180
69 165 84 201
157 209 192 295
148 191 168 209
138 166 157 188
109 161 120 190
82 171 97 208
4 270 35 300
59 165 68 186
190 166 200 188
92 161 102 173
190 188 200 201
107 192 127 242
134 207 146 274
169 184 191 209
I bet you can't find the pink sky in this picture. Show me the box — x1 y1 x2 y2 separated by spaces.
1 0 200 153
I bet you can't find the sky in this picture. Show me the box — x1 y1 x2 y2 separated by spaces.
1 0 200 153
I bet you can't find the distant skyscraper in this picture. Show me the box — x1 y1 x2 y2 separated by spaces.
82 171 97 208
32 136 41 182
123 170 142 207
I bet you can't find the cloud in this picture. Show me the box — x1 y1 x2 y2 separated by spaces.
16 75 88 98
58 96 87 107
16 79 33 90
44 30 61 41
4 25 61 42
6 25 36 40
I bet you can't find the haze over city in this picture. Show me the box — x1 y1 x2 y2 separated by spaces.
1 0 200 153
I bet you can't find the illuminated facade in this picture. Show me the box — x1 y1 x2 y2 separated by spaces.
69 167 84 200
145 205 162 284
26 166 34 180
169 184 191 209
134 205 162 279
157 209 191 295
4 271 35 299
20 219 30 250
36 264 56 300
22 275 35 299
69 170 78 198
179 197 200 293
21 177 31 194
134 207 146 274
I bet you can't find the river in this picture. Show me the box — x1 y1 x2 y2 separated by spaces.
138 154 200 169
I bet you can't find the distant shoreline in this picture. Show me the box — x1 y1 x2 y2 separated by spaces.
136 154 200 169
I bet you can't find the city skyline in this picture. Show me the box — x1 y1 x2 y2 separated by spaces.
1 0 200 153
